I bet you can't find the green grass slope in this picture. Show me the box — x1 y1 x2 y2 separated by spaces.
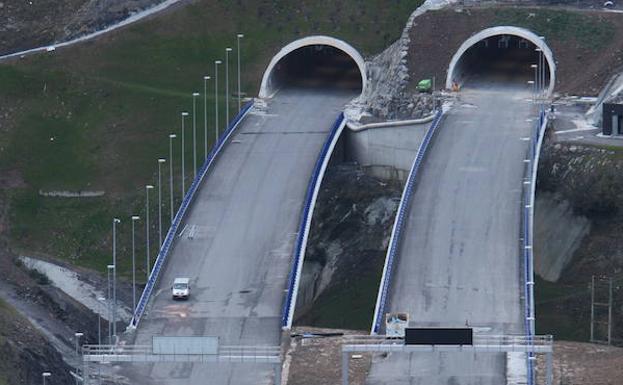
0 0 424 279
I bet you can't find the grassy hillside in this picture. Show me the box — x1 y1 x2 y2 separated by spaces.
0 0 425 279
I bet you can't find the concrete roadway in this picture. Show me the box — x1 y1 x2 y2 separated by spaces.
366 84 533 385
124 88 355 385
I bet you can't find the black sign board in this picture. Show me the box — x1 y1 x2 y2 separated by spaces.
404 328 473 345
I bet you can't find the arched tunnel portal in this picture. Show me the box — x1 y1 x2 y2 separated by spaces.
259 36 367 98
446 26 556 95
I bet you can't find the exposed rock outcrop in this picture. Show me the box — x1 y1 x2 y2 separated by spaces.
346 0 455 123
295 163 401 329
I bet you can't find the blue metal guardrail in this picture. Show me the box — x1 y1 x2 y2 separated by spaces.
281 112 346 329
129 101 254 329
522 109 546 385
371 109 444 335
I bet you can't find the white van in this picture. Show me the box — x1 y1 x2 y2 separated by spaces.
171 278 190 300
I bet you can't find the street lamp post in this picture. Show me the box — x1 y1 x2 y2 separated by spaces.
168 134 176 224
530 64 538 104
225 47 233 128
97 297 105 346
180 112 189 197
539 35 546 108
42 372 51 385
111 218 120 343
192 92 200 177
74 332 84 385
75 332 84 355
131 215 140 316
106 264 114 344
237 34 244 111
157 158 166 247
145 185 154 278
214 60 222 142
535 48 543 103
203 75 211 161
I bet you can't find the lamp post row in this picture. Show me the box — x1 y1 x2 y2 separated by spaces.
96 35 245 360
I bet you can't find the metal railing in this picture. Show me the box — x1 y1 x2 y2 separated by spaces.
343 334 552 344
342 334 553 353
370 109 444 335
82 344 280 363
521 108 547 385
281 113 346 329
129 101 254 330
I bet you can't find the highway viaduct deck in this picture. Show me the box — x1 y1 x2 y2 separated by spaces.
116 36 366 385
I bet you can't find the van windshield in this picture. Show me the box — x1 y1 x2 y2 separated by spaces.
173 283 188 290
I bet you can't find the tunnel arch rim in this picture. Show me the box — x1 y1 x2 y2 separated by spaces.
445 26 556 96
259 35 367 98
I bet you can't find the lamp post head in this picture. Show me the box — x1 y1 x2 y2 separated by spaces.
204 75 210 80
107 264 115 270
181 111 189 117
42 373 51 377
527 80 535 84
193 92 200 97
215 60 222 65
530 64 538 68
132 215 140 221
146 185 154 189
75 332 84 338
226 47 232 52
237 33 244 38
113 218 121 224
169 134 176 139
158 158 166 163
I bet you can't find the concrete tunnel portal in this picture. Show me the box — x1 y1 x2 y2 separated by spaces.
446 26 556 95
259 36 367 98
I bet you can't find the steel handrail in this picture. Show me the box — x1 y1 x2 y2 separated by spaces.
281 113 346 329
521 108 547 385
371 109 444 334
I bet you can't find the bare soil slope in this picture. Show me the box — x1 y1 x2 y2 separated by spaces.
0 0 165 55
408 6 623 96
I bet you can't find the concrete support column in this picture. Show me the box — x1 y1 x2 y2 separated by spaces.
342 351 349 385
82 360 89 385
546 351 553 385
274 363 282 385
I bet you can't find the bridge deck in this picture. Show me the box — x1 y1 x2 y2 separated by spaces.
367 85 533 384
125 89 355 385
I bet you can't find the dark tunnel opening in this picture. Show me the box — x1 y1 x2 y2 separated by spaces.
270 45 363 92
453 35 551 88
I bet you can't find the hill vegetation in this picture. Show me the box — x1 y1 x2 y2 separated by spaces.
0 0 425 278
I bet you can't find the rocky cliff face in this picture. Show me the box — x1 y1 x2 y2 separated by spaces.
538 138 623 216
0 303 73 385
345 0 448 123
295 163 401 329
537 133 623 282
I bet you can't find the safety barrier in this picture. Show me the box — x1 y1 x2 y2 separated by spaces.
281 113 346 329
129 101 254 329
521 108 547 385
370 109 444 335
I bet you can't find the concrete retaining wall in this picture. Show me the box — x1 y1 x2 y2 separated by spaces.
345 123 429 181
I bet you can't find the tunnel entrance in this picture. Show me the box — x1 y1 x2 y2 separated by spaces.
259 36 367 98
455 35 547 85
272 45 362 91
446 27 555 95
